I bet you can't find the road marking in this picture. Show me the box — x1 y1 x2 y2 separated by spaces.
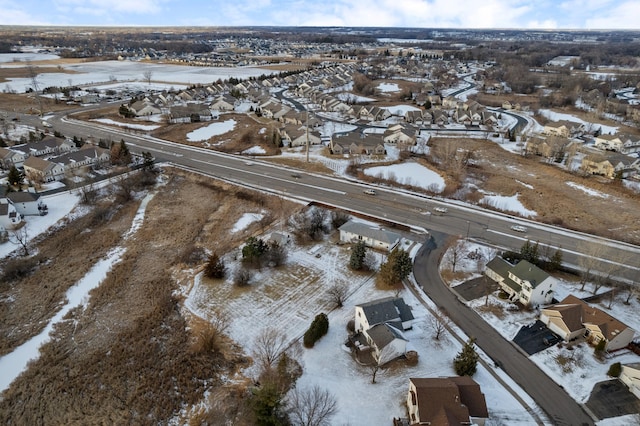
188 157 346 195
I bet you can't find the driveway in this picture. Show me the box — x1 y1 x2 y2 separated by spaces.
412 232 594 426
585 379 640 420
512 320 561 355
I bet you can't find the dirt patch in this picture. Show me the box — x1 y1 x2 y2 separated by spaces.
0 92 76 115
0 168 301 424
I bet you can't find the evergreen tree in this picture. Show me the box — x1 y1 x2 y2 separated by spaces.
204 252 226 279
242 236 268 266
251 381 285 426
303 313 329 348
520 240 540 265
453 338 479 376
548 248 563 272
349 241 367 270
141 151 156 173
8 166 23 187
379 247 412 287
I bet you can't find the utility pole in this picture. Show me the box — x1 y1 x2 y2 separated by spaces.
26 62 44 117
306 111 310 163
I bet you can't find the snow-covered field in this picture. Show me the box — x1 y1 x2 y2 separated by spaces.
182 226 544 425
538 109 619 135
4 60 275 90
364 162 445 192
377 82 400 93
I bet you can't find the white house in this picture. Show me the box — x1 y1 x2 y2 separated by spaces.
485 257 556 306
354 297 415 366
620 363 640 399
339 220 401 252
23 156 65 183
0 202 22 230
6 191 47 216
355 296 415 333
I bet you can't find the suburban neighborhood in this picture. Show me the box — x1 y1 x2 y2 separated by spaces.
0 24 640 426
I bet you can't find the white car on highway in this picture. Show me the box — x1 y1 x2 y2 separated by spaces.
510 225 528 233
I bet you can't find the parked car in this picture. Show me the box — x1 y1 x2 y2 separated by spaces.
510 225 528 233
363 189 376 195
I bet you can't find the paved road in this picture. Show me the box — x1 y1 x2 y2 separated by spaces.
413 232 595 426
19 111 640 285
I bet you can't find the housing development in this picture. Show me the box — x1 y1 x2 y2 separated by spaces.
0 26 639 426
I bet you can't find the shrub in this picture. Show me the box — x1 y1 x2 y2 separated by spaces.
303 313 329 348
607 362 622 378
204 252 226 279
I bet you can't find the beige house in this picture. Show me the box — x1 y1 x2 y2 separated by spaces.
339 220 400 252
540 295 635 351
620 363 640 399
404 377 488 426
543 120 577 138
23 156 65 183
594 134 623 152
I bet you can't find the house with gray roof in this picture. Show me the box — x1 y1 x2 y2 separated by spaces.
485 256 556 306
354 296 415 366
339 220 401 252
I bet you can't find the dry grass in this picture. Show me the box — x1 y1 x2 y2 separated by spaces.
0 169 298 425
475 302 506 319
427 136 640 244
0 65 79 84
0 92 76 114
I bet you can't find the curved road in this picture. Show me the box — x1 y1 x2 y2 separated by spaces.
413 232 594 426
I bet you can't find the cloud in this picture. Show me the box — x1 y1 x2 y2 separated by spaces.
53 0 168 15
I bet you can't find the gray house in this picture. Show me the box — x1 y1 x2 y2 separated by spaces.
339 220 401 252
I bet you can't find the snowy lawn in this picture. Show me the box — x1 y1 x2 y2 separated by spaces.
566 182 609 198
182 232 542 425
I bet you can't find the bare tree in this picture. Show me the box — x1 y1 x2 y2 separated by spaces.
446 237 466 273
26 62 44 116
577 241 605 291
430 308 451 340
253 328 290 370
142 69 153 85
209 307 230 335
326 284 348 308
9 225 29 256
286 385 338 426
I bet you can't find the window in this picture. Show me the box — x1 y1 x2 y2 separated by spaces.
410 390 416 405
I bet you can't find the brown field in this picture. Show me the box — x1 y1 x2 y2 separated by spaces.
0 65 79 84
0 168 301 425
427 136 640 244
0 92 75 114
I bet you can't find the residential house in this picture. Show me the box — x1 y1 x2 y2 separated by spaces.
620 363 640 399
543 120 582 138
339 220 400 252
58 146 111 171
354 297 415 365
0 201 22 230
580 153 640 179
331 133 385 156
485 257 556 306
169 105 212 123
129 101 162 117
6 191 48 216
210 94 238 112
355 296 414 333
540 294 635 351
22 156 65 183
0 147 26 169
594 134 623 152
404 377 489 426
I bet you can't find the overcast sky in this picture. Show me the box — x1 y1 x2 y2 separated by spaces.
2 0 639 30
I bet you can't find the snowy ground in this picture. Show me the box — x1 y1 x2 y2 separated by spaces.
4 60 275 91
377 82 400 93
181 222 545 425
480 193 537 217
91 118 160 131
186 119 236 142
0 190 155 392
364 162 445 192
538 109 619 135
